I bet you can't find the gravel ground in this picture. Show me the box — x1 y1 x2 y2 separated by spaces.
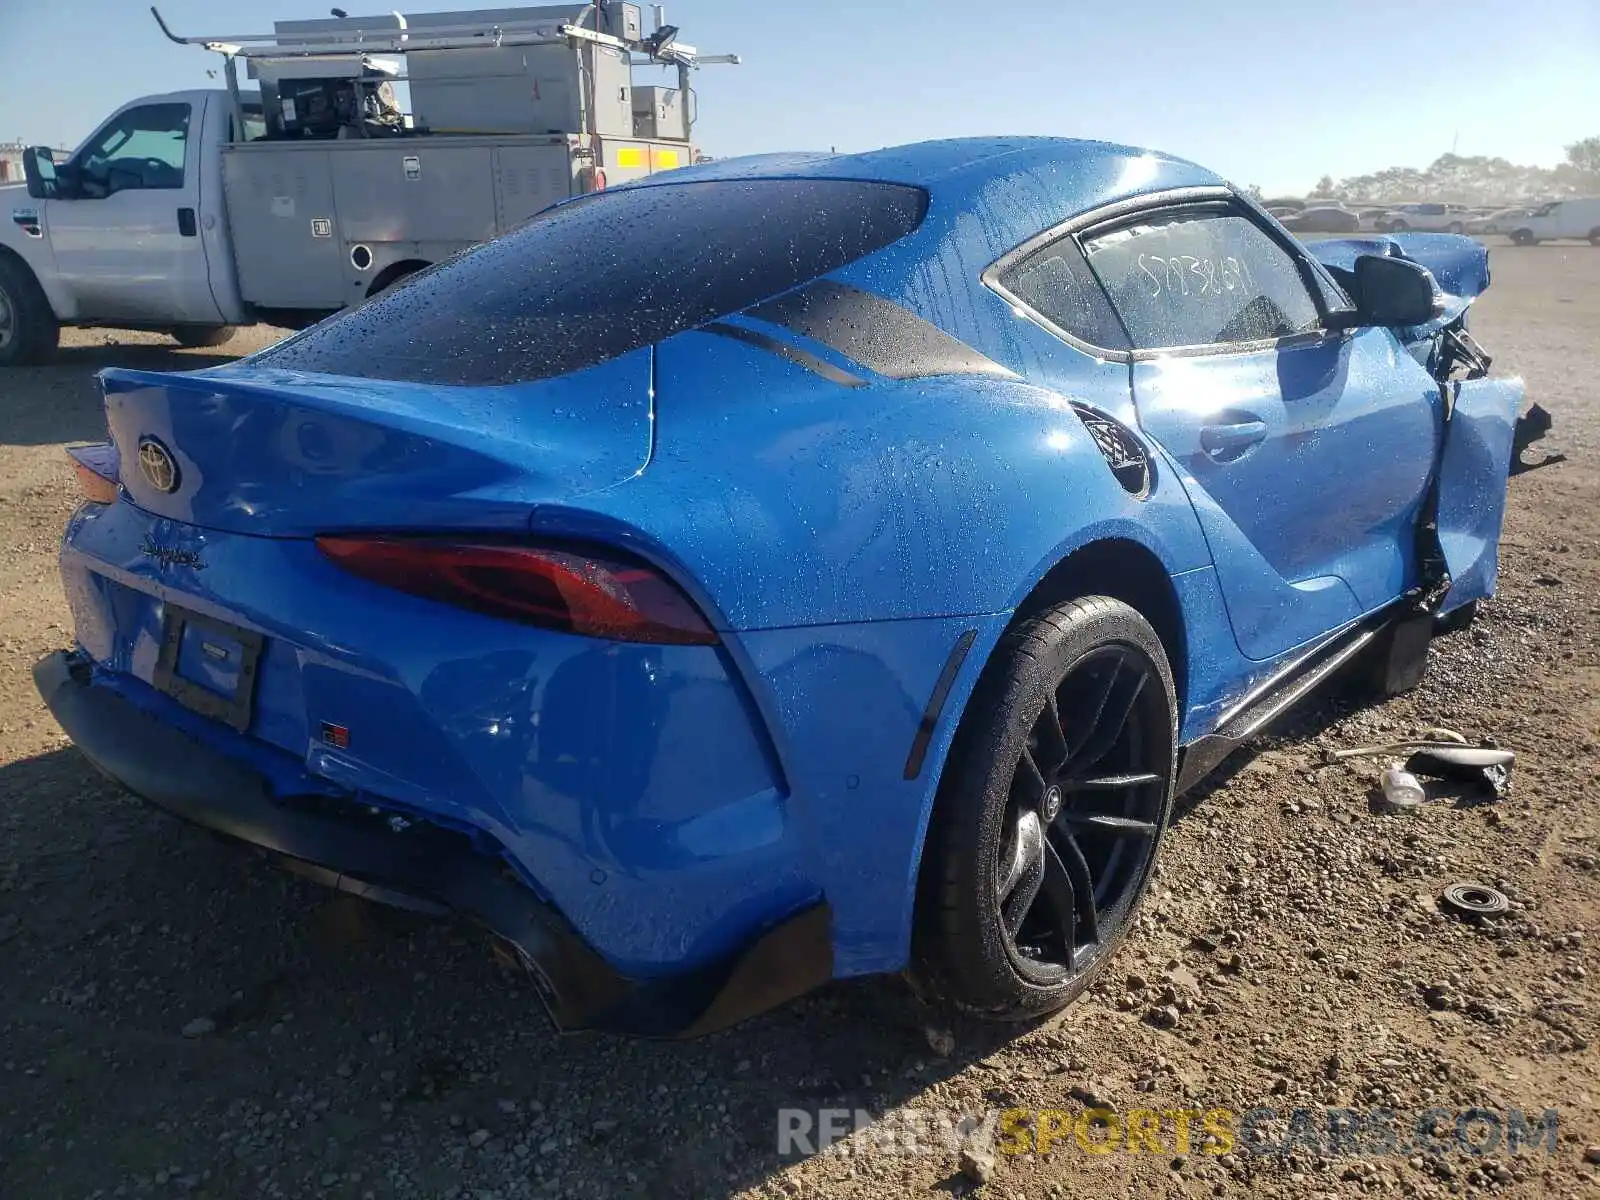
1 243 1597 1200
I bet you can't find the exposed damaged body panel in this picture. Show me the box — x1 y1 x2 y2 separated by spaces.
1311 232 1491 330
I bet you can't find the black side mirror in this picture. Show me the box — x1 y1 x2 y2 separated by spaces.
21 146 58 200
1349 254 1443 327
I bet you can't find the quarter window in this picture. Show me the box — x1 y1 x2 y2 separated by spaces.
254 178 928 386
995 236 1130 351
1082 210 1322 350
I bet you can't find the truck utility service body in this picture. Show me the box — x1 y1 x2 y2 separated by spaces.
0 3 734 363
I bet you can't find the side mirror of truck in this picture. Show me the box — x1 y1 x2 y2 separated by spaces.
22 146 59 200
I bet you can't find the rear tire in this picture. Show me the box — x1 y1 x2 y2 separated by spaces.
912 597 1177 1021
1389 219 1409 232
1588 228 1600 247
1435 599 1479 634
1447 221 1464 234
170 326 236 349
0 255 60 366
1510 229 1536 246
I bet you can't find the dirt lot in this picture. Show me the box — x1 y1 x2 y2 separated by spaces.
1 245 1598 1200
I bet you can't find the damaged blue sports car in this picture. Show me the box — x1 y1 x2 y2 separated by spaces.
36 138 1531 1034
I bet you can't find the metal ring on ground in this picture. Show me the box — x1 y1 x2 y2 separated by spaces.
1439 882 1510 918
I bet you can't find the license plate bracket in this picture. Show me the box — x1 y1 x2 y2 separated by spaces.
152 605 263 733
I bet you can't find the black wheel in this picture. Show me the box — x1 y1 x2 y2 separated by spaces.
0 255 60 366
1434 598 1479 634
1446 222 1464 235
913 597 1177 1020
1510 229 1536 246
1389 219 1409 232
1588 228 1600 247
171 326 236 349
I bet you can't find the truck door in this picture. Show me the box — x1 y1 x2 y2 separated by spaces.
47 99 223 325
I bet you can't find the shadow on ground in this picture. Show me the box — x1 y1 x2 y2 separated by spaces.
1 343 242 447
0 744 1025 1199
0 661 1409 1197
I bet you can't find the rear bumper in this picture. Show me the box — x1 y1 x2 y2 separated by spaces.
34 649 832 1038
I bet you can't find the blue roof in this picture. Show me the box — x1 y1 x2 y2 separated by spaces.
614 137 1234 372
630 136 1226 260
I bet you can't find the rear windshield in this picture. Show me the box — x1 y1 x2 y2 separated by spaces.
252 178 928 386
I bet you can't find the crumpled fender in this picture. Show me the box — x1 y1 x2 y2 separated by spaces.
1309 232 1488 335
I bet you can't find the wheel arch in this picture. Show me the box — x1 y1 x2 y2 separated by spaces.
366 258 431 297
0 243 59 316
919 531 1196 840
1009 537 1189 716
901 535 1191 962
901 538 1189 1000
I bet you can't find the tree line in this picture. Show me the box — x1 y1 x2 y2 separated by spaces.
1298 136 1600 206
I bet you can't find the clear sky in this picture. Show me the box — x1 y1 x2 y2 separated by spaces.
1 0 1595 195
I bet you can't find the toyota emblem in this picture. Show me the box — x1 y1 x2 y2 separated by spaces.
137 437 180 494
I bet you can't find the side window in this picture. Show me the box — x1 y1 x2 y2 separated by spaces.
1082 210 1322 350
995 236 1130 351
74 103 190 195
235 105 268 143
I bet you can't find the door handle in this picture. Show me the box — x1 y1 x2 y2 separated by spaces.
1200 419 1267 461
177 207 197 237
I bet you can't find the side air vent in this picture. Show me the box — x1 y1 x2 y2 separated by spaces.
1072 404 1151 498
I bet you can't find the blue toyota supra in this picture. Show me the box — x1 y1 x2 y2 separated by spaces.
36 138 1529 1035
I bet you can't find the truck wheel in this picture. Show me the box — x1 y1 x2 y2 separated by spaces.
1510 229 1536 246
1447 221 1464 234
1588 228 1600 247
0 255 60 366
170 326 236 349
1389 219 1409 232
912 597 1177 1021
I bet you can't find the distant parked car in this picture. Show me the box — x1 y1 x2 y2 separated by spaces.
1280 204 1360 234
1376 203 1473 233
1503 197 1600 246
1468 207 1534 235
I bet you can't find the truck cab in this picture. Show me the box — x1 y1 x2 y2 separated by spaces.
0 90 248 363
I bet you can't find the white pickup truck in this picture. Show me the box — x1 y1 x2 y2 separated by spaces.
0 3 731 366
1 90 265 364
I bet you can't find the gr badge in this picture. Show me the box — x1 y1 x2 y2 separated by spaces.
310 218 333 238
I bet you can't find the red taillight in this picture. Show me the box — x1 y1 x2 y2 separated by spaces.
315 536 719 645
66 443 119 505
